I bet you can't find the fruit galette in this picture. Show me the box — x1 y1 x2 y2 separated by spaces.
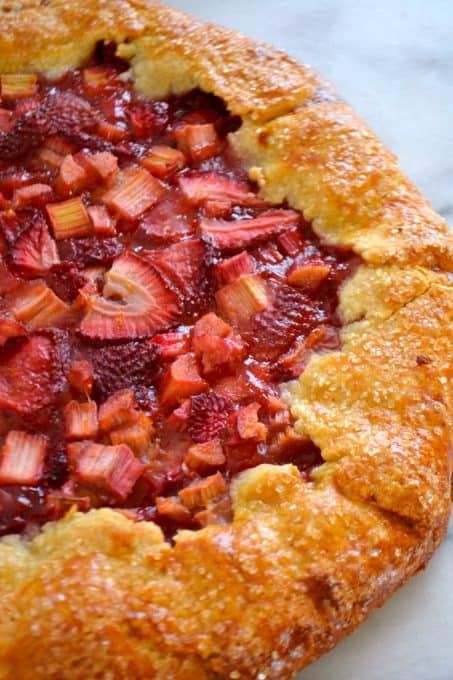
0 2 451 679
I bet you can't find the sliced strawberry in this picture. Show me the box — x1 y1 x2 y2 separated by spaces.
98 388 138 431
90 340 157 401
135 191 196 245
140 145 185 178
10 222 59 276
253 243 284 265
0 74 38 101
128 100 168 139
80 252 181 340
187 392 233 443
0 257 19 295
69 441 144 501
68 359 94 397
109 412 154 455
0 430 47 485
213 371 257 403
215 274 268 325
178 172 264 215
160 353 208 407
152 331 191 360
9 280 69 330
215 251 252 285
174 123 220 162
185 439 225 473
287 258 331 291
12 183 53 209
142 238 205 302
200 209 300 250
0 336 59 414
179 472 227 509
64 400 99 441
192 313 246 375
58 236 124 267
87 205 117 237
47 261 86 302
102 168 164 221
166 399 191 431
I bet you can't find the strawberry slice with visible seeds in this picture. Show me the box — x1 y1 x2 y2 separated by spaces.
0 430 47 485
68 359 94 397
0 317 26 346
0 335 58 414
135 191 196 245
0 257 19 295
200 209 300 250
142 239 205 303
80 252 181 339
187 392 234 443
90 340 157 401
69 441 144 501
178 172 264 214
58 236 124 267
47 261 86 302
10 222 59 276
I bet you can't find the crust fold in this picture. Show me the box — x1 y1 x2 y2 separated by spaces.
0 2 451 678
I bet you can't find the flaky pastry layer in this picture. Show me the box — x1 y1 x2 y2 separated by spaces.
0 1 451 679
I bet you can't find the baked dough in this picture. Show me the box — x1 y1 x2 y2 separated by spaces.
0 2 451 678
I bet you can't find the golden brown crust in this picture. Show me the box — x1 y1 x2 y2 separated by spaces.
0 2 452 679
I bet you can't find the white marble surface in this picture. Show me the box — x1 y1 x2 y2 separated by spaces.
170 2 453 679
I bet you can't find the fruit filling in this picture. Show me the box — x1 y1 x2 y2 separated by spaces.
0 44 355 538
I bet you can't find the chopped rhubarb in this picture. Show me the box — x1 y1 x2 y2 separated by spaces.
200 209 300 250
64 400 99 441
88 205 117 236
97 120 129 142
10 222 59 275
192 312 246 375
56 154 90 196
0 430 47 485
109 412 153 454
141 145 186 178
0 317 26 346
215 251 253 285
287 259 331 291
152 331 191 360
69 359 94 396
12 183 53 209
236 402 267 442
278 325 340 378
0 73 38 100
216 274 268 324
10 281 69 329
174 123 220 162
160 354 207 407
70 442 144 501
188 392 233 443
46 197 93 240
277 228 304 256
166 400 191 431
80 252 181 339
156 495 192 523
81 151 118 185
179 472 227 510
178 172 263 213
99 388 138 432
195 494 233 527
185 439 225 473
102 168 164 220
82 66 117 93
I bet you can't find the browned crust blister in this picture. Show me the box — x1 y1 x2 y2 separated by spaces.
0 2 452 679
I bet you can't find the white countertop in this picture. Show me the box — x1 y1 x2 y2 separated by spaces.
171 2 453 678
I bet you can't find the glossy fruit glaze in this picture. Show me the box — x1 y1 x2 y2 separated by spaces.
0 43 356 538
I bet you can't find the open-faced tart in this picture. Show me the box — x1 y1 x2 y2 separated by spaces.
0 2 451 679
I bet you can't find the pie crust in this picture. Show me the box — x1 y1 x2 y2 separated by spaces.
0 2 451 679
